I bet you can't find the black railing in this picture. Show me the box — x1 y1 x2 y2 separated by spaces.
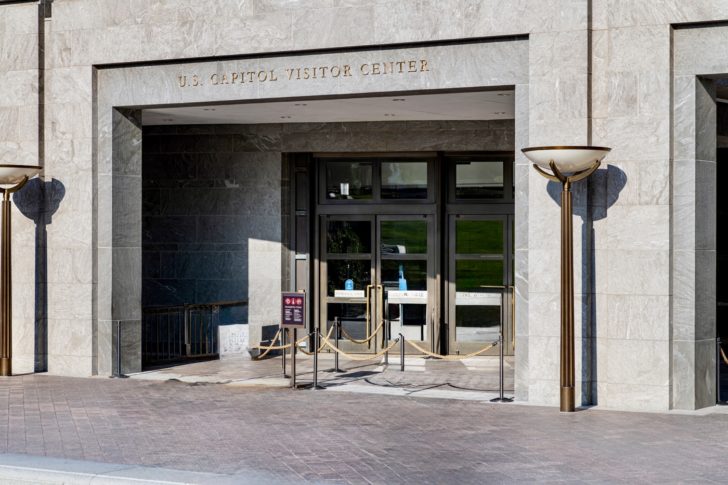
142 300 247 368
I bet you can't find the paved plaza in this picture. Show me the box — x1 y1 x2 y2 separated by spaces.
0 356 727 484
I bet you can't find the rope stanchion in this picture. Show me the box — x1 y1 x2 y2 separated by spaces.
320 335 400 361
339 321 385 345
296 326 334 355
404 339 498 361
251 329 284 359
252 330 312 359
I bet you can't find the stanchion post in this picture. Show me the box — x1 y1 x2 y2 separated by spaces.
281 329 289 378
291 328 297 389
334 317 342 373
384 317 389 366
312 329 320 390
399 333 405 372
491 307 512 403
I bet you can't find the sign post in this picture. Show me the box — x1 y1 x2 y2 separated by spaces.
281 292 306 389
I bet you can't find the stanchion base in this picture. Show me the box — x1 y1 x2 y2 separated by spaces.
324 368 344 373
109 375 128 379
292 383 321 390
490 397 513 403
560 386 575 412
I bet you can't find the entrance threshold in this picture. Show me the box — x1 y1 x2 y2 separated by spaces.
127 353 515 403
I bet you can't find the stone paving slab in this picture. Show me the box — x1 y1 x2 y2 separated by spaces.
131 354 515 400
1 374 728 484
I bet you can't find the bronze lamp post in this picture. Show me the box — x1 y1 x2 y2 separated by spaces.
521 146 610 412
0 165 42 376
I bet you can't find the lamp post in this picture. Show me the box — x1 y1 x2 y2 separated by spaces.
0 165 42 376
521 146 610 412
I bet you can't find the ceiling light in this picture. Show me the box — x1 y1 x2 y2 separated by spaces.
384 113 396 117
293 103 307 107
392 98 406 102
203 108 216 111
162 118 174 122
497 93 513 96
280 115 292 119
494 112 507 115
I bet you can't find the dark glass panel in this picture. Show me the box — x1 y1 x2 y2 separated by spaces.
381 161 428 199
456 220 504 254
326 161 373 200
380 221 427 255
455 161 504 199
327 221 371 254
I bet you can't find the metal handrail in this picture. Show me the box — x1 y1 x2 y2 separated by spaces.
143 299 248 313
141 300 248 366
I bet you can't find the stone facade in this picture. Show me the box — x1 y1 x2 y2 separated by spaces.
0 0 727 411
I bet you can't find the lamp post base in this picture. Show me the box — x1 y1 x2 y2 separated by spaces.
0 357 10 377
560 386 575 412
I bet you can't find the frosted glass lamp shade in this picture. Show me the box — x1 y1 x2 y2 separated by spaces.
0 165 42 186
521 146 611 173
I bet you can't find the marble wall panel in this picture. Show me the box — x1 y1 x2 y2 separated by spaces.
674 25 728 76
694 337 717 408
606 249 669 296
695 249 716 342
112 175 142 248
605 205 669 251
112 248 142 321
671 27 726 409
606 294 669 341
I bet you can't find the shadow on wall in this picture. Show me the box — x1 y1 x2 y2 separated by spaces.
13 178 65 373
545 165 627 406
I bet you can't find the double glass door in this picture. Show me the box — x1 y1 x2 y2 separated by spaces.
321 215 435 353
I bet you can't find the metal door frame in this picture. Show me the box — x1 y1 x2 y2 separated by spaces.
447 213 514 355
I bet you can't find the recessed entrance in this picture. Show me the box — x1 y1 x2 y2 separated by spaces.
138 89 517 368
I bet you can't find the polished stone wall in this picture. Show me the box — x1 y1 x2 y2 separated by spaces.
2 0 728 410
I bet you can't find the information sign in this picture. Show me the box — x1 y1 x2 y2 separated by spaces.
281 292 306 328
334 290 366 298
387 290 428 304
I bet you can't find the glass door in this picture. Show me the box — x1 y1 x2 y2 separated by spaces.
379 215 435 354
320 214 435 354
448 215 514 355
320 216 377 353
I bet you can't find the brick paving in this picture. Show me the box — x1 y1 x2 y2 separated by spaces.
1 371 728 484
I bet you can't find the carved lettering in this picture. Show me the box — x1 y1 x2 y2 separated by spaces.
177 59 430 88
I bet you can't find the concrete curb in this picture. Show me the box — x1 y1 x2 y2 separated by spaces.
0 454 296 485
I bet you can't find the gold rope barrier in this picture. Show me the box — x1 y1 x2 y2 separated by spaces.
339 320 385 345
320 335 400 361
404 339 498 361
252 330 312 359
296 326 335 355
251 329 284 359
721 346 728 366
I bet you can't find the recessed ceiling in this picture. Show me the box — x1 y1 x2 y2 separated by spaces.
142 91 514 125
